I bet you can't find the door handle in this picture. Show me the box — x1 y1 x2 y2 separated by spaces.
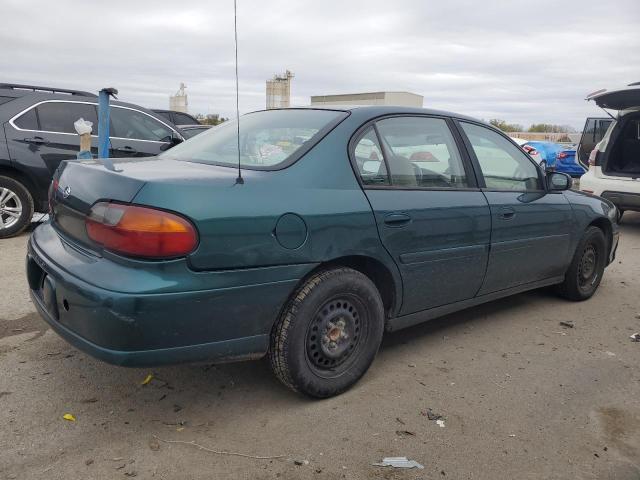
120 145 137 154
499 207 516 220
384 213 411 227
24 136 47 145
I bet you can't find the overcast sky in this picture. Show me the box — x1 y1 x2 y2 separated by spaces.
1 0 639 129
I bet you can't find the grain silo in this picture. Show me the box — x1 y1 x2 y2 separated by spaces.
266 71 294 109
169 83 189 113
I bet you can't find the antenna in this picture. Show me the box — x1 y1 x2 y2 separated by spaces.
233 0 244 185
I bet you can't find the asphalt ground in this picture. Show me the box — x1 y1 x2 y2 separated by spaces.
1 213 639 479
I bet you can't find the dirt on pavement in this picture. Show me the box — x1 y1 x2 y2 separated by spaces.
1 215 640 479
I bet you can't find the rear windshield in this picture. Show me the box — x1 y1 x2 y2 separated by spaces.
161 109 348 169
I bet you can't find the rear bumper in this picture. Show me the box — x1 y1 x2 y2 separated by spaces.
600 191 640 212
27 223 315 366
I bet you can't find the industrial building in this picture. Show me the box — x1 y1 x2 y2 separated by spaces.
169 83 188 113
310 91 423 107
266 70 294 109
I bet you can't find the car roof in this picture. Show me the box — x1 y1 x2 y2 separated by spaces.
253 105 481 123
0 88 165 116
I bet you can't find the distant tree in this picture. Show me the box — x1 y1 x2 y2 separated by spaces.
527 123 575 133
489 118 523 132
195 113 228 126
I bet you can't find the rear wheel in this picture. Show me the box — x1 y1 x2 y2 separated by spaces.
269 267 384 398
556 226 607 301
0 176 34 239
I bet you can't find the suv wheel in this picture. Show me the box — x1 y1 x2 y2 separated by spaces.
0 176 34 238
556 226 606 301
269 267 384 398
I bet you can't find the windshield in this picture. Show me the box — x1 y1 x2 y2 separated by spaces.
161 109 348 169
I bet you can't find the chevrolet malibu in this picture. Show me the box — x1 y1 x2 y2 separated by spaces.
27 106 619 398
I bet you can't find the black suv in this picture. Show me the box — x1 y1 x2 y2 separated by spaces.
152 109 201 126
0 83 185 238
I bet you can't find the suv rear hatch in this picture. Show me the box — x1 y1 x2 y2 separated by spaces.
586 83 640 180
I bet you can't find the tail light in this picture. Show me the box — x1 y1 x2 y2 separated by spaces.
86 202 198 259
523 145 538 156
557 152 567 160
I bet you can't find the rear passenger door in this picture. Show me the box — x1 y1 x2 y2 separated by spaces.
5 100 99 196
353 116 491 315
457 121 573 294
109 106 176 157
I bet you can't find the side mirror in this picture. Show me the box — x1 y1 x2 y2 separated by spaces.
160 132 184 151
547 171 572 191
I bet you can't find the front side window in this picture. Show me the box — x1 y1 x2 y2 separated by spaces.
161 109 348 169
353 127 388 185
461 122 542 191
173 112 198 125
375 116 469 188
111 107 174 141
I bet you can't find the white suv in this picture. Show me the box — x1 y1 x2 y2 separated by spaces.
580 83 640 221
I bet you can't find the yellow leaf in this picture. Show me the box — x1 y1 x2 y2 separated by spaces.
141 374 153 385
63 413 76 422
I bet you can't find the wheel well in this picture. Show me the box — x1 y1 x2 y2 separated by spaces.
0 166 41 208
588 217 613 254
309 255 397 317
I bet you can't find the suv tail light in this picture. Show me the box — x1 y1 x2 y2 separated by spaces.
86 202 198 259
523 145 538 156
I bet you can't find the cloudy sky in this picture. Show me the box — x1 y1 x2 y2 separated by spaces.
2 0 639 129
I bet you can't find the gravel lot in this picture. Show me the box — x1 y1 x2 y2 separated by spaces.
1 214 639 479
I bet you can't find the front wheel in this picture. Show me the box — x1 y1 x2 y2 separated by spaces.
556 226 607 301
269 267 384 398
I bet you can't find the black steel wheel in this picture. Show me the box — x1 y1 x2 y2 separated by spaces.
557 226 607 301
269 267 384 398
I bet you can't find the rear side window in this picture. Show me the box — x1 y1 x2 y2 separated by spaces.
111 107 174 141
461 122 542 191
353 127 389 186
36 102 98 134
14 107 39 130
162 109 348 169
375 116 469 188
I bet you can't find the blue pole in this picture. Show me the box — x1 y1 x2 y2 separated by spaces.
97 88 117 171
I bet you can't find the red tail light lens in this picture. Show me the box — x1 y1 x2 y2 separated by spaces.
523 145 538 156
86 202 198 259
557 152 567 159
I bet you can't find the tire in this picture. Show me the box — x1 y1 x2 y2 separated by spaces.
269 267 385 398
0 176 34 239
556 226 607 301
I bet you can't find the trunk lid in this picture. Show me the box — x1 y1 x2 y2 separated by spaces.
587 83 640 111
51 157 240 251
